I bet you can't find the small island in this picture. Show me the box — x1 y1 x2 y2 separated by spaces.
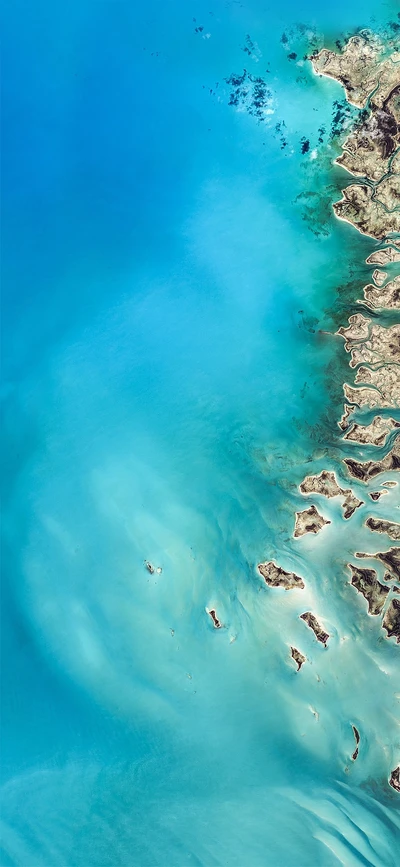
299 470 363 518
294 505 331 537
361 275 400 310
290 646 306 671
389 766 400 793
343 416 400 448
355 547 400 580
206 608 223 629
300 612 329 646
352 725 360 761
347 564 389 615
343 440 400 483
368 490 388 501
365 517 400 541
257 561 305 590
255 30 399 798
382 599 400 643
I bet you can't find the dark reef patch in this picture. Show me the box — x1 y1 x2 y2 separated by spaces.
224 69 273 123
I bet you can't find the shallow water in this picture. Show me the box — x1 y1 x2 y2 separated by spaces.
2 1 400 865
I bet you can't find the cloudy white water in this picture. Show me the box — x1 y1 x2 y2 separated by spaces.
1 0 399 865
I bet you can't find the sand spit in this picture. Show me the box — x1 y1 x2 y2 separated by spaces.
333 184 400 240
311 34 400 109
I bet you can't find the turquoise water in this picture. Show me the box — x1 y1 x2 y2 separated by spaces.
1 1 400 865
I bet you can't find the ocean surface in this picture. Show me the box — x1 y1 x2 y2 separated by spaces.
1 1 400 865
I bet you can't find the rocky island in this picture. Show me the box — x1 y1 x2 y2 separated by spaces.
299 469 363 518
368 490 388 501
343 416 399 447
255 30 399 794
257 561 305 589
352 725 360 762
206 607 223 629
290 646 306 671
361 274 400 310
355 547 400 579
382 598 400 642
343 439 400 483
310 33 400 662
365 517 400 541
347 564 389 615
389 766 400 792
312 34 400 239
300 612 329 646
293 505 331 537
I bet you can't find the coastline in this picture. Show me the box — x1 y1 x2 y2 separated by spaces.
258 27 400 791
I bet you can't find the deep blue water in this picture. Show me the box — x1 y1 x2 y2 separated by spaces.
2 1 400 865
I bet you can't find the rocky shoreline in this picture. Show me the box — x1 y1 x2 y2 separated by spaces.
256 29 399 791
309 32 400 655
